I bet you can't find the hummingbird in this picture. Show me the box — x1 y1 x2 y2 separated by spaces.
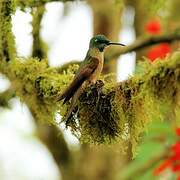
57 35 125 123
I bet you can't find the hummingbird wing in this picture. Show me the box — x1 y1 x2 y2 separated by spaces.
57 57 99 104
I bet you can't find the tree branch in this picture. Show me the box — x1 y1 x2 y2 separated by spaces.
106 32 180 60
31 5 48 59
17 0 82 8
11 52 177 150
0 88 15 108
61 52 180 150
0 0 16 62
0 51 178 157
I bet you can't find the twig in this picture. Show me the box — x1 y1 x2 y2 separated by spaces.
106 32 180 60
31 4 47 59
0 88 15 108
17 0 81 8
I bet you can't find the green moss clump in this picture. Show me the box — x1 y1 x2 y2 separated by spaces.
2 57 77 125
0 0 16 62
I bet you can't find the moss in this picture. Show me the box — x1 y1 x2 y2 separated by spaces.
16 0 78 9
60 52 180 155
0 0 16 62
31 5 48 59
1 58 77 125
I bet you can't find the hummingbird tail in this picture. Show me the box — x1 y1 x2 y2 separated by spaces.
56 94 64 102
64 88 82 123
57 93 69 105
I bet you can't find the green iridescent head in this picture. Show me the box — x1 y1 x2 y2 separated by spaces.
89 35 125 52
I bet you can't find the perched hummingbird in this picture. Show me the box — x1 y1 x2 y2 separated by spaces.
57 35 125 122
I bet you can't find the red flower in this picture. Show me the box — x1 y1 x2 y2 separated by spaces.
147 43 171 62
154 159 172 175
172 142 180 160
172 164 180 172
145 19 161 35
176 128 180 136
154 128 180 178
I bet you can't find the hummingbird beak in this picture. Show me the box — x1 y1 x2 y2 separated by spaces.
108 42 126 46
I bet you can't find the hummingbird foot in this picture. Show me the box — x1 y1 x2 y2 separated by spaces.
95 80 104 88
88 79 104 90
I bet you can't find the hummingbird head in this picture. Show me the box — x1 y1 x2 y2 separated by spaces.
89 35 125 52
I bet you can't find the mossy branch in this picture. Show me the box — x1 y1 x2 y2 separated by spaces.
0 88 15 108
17 0 81 8
32 5 48 59
0 42 178 157
106 31 180 61
73 53 179 149
1 52 178 155
0 0 16 62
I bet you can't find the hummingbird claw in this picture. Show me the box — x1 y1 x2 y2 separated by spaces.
95 80 104 88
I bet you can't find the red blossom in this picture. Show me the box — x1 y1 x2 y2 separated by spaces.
145 18 172 61
154 128 180 179
154 159 172 175
147 43 171 62
145 19 161 35
176 128 180 136
172 164 180 172
172 142 180 160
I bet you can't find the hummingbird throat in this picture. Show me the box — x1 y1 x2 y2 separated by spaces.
89 47 104 59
